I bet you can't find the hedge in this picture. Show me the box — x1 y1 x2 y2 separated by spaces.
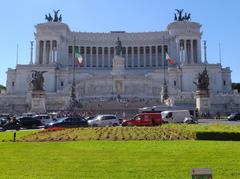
196 132 240 141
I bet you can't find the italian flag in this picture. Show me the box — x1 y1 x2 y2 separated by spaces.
165 52 174 65
74 48 83 65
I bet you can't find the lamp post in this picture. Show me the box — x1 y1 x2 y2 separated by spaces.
69 36 77 111
161 35 168 103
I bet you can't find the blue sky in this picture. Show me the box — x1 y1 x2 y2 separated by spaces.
0 0 240 85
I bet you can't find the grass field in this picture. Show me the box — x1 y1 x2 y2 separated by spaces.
0 130 38 142
0 140 240 178
1 125 240 178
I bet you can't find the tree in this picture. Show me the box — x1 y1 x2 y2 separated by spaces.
232 83 240 92
0 84 6 90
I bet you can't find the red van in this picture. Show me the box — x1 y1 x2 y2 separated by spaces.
122 113 162 126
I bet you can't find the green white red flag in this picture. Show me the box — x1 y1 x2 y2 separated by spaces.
165 52 174 65
74 48 83 65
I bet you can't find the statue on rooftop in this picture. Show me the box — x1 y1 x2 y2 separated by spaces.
45 10 62 22
53 9 60 22
175 9 191 21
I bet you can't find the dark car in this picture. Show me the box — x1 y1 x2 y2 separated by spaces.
227 113 240 121
1 118 21 131
18 116 43 129
45 117 88 128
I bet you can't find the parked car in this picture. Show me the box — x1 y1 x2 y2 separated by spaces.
21 113 36 117
88 115 119 127
1 118 21 131
0 118 7 127
122 113 162 126
2 121 21 131
33 114 52 125
85 116 95 121
18 116 43 129
183 117 198 124
227 113 240 121
45 117 88 128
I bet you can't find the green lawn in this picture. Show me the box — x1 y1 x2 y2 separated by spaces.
0 130 38 142
0 140 240 179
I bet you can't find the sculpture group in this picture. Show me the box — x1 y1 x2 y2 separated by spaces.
31 71 47 91
45 9 62 22
193 68 209 91
174 9 191 21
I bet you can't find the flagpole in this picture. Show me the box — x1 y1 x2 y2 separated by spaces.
16 44 18 67
219 42 222 65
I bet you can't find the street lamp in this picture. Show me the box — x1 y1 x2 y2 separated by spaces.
161 35 168 103
67 36 77 111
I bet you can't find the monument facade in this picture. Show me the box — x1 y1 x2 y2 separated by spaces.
1 10 239 114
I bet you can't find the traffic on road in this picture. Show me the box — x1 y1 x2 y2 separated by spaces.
1 110 240 131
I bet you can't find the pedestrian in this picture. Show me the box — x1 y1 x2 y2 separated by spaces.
215 112 220 120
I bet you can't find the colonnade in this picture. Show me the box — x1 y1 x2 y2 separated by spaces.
35 39 201 66
178 39 200 64
36 40 57 64
68 45 169 68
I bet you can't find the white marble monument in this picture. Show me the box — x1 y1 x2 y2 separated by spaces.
0 10 239 114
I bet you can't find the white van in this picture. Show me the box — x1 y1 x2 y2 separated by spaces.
161 110 192 123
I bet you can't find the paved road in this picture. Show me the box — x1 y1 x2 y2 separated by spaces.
198 119 240 125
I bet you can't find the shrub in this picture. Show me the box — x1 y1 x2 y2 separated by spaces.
196 132 240 141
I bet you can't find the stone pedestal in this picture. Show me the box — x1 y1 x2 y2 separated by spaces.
111 55 125 95
195 90 210 115
111 55 125 76
31 91 46 113
160 84 168 103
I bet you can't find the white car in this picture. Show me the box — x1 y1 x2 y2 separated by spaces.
88 114 119 127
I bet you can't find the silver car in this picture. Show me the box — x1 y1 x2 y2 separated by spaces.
88 114 119 127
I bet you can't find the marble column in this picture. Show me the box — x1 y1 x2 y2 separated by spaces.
190 40 194 64
84 46 87 67
108 47 111 67
90 47 93 67
131 47 134 67
96 47 99 67
49 41 53 64
56 40 59 63
149 46 152 67
161 45 164 67
155 45 158 67
184 40 187 64
176 39 180 64
102 47 104 68
35 41 39 64
143 46 146 67
197 39 201 63
125 46 128 68
137 46 140 67
43 41 46 64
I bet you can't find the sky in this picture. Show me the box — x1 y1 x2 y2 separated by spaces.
0 0 240 86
